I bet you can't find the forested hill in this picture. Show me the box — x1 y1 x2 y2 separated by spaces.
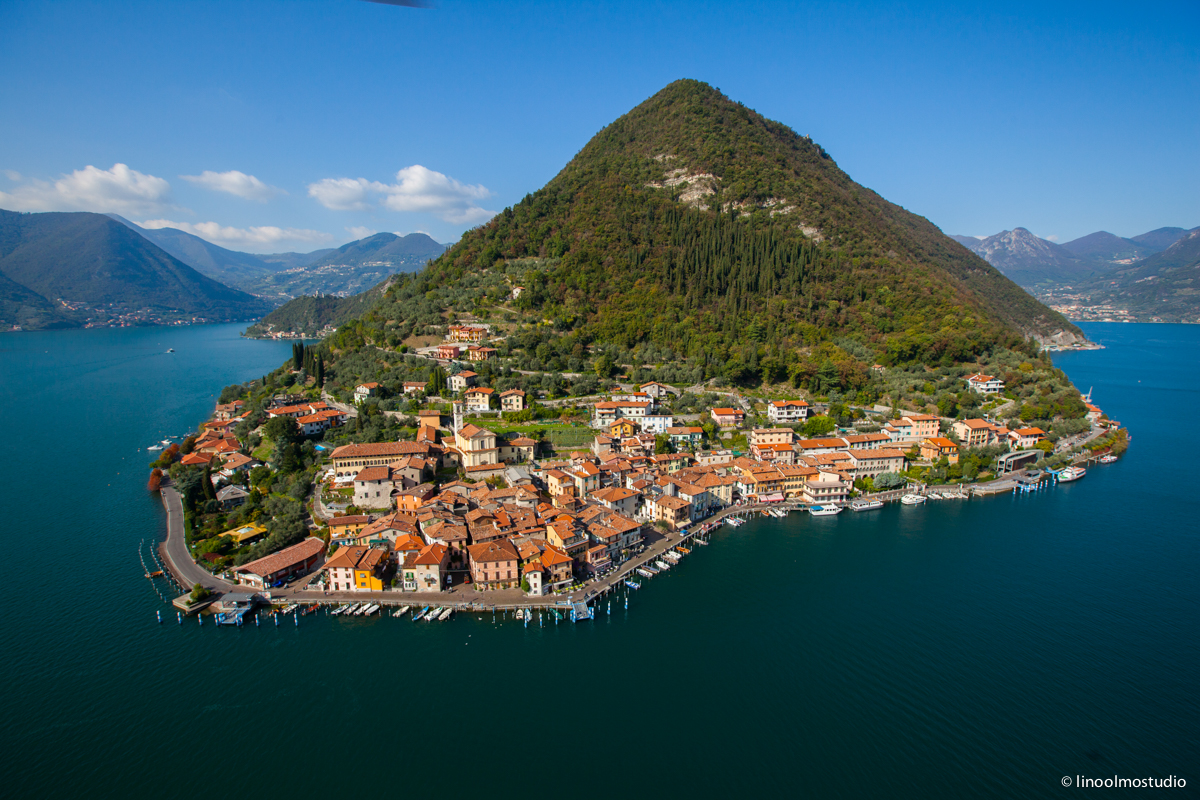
0 209 269 328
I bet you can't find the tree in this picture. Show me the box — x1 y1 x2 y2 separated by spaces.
263 415 301 444
654 434 674 454
875 472 906 490
801 415 836 437
428 366 448 396
189 583 209 603
594 352 616 379
147 468 163 492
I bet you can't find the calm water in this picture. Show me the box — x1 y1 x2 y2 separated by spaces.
1 323 1197 798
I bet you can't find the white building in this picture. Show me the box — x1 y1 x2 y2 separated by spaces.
640 414 674 434
966 373 1004 394
767 399 810 424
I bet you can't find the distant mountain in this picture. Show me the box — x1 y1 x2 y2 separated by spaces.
1078 227 1200 320
1060 231 1153 264
244 276 396 338
954 227 1106 286
0 209 269 329
1129 226 1189 252
257 249 337 271
246 232 449 300
108 215 282 287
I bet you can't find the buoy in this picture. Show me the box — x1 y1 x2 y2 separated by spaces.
274 614 278 626
624 596 628 610
198 614 202 626
177 612 182 625
157 610 162 623
255 614 259 627
294 613 298 626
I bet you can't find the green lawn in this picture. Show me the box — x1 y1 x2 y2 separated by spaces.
252 437 274 461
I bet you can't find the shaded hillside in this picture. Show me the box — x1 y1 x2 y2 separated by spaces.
0 209 269 328
1060 231 1153 264
1081 228 1200 320
108 215 282 287
244 277 394 338
307 232 448 269
1130 226 1189 252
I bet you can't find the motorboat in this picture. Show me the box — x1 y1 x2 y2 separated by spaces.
900 493 926 505
1057 466 1086 482
850 499 883 512
394 606 410 617
1098 455 1117 464
808 504 842 516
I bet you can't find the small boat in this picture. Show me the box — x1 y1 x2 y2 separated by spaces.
166 348 174 353
695 537 709 546
926 493 944 501
625 580 641 590
655 559 672 571
808 504 842 516
412 606 430 622
677 547 691 555
1098 454 1117 464
147 444 164 451
900 493 926 505
663 551 681 562
850 499 883 512
637 567 656 578
1057 466 1086 482
394 606 410 617
426 607 442 621
330 605 345 616
362 604 379 616
438 607 453 621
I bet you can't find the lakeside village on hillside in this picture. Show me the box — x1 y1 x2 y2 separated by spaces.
149 325 1128 615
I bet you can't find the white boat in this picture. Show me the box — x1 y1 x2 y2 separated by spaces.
850 499 883 512
808 504 842 516
426 607 442 621
1057 466 1086 482
663 551 681 562
438 608 453 621
927 493 944 500
655 559 672 571
362 604 379 616
637 567 656 578
330 604 346 616
900 493 926 505
394 606 410 617
147 445 163 451
1098 455 1117 464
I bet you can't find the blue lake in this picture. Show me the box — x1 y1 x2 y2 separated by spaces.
0 322 1196 798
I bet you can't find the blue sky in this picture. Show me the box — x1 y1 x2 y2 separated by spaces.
1 0 1196 252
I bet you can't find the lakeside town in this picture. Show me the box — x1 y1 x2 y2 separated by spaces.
148 323 1128 620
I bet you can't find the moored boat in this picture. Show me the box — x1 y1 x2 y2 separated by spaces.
850 499 883 512
900 493 926 505
1057 466 1086 482
1098 454 1117 464
808 504 842 516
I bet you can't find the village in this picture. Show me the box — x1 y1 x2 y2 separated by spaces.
153 322 1125 617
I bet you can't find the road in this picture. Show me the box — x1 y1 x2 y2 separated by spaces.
159 485 237 594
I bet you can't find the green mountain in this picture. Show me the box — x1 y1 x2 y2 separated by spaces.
244 277 394 338
308 232 448 269
1080 227 1200 320
0 209 269 328
339 80 1080 361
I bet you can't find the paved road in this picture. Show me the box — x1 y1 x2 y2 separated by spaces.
159 485 236 594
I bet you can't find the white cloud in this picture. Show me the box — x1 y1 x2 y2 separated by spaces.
308 165 496 224
0 163 176 215
3 170 21 181
181 170 284 202
139 219 333 252
1045 234 1059 242
345 226 377 240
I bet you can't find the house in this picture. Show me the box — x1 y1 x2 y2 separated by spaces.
903 414 941 440
216 484 248 510
296 412 333 436
883 418 916 443
1009 427 1046 449
846 449 908 478
767 400 810 424
354 382 381 403
802 471 851 506
966 373 1004 394
436 344 462 361
464 386 494 413
750 428 794 460
498 435 537 464
353 466 394 509
640 414 674 434
952 419 1002 448
328 515 373 539
920 437 960 464
500 389 526 411
403 381 427 395
546 519 589 559
639 381 674 399
590 486 640 517
794 437 850 456
448 324 488 343
653 495 692 529
454 423 499 468
322 546 389 592
609 418 640 438
407 543 450 593
220 521 267 547
666 426 704 447
710 407 745 428
467 538 521 590
233 537 326 588
332 441 433 478
592 401 651 427
448 370 477 392
467 346 498 362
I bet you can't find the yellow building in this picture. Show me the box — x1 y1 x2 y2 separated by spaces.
220 522 268 546
322 546 389 592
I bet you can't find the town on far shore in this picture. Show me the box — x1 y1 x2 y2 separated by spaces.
150 323 1128 614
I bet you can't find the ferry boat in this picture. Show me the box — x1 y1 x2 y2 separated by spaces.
850 499 883 512
900 493 926 505
1098 454 1118 464
808 504 842 516
1057 466 1086 482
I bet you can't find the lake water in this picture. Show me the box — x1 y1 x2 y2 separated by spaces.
1 322 1196 798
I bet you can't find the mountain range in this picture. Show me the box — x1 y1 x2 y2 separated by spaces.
953 226 1192 287
0 210 269 329
108 216 447 301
